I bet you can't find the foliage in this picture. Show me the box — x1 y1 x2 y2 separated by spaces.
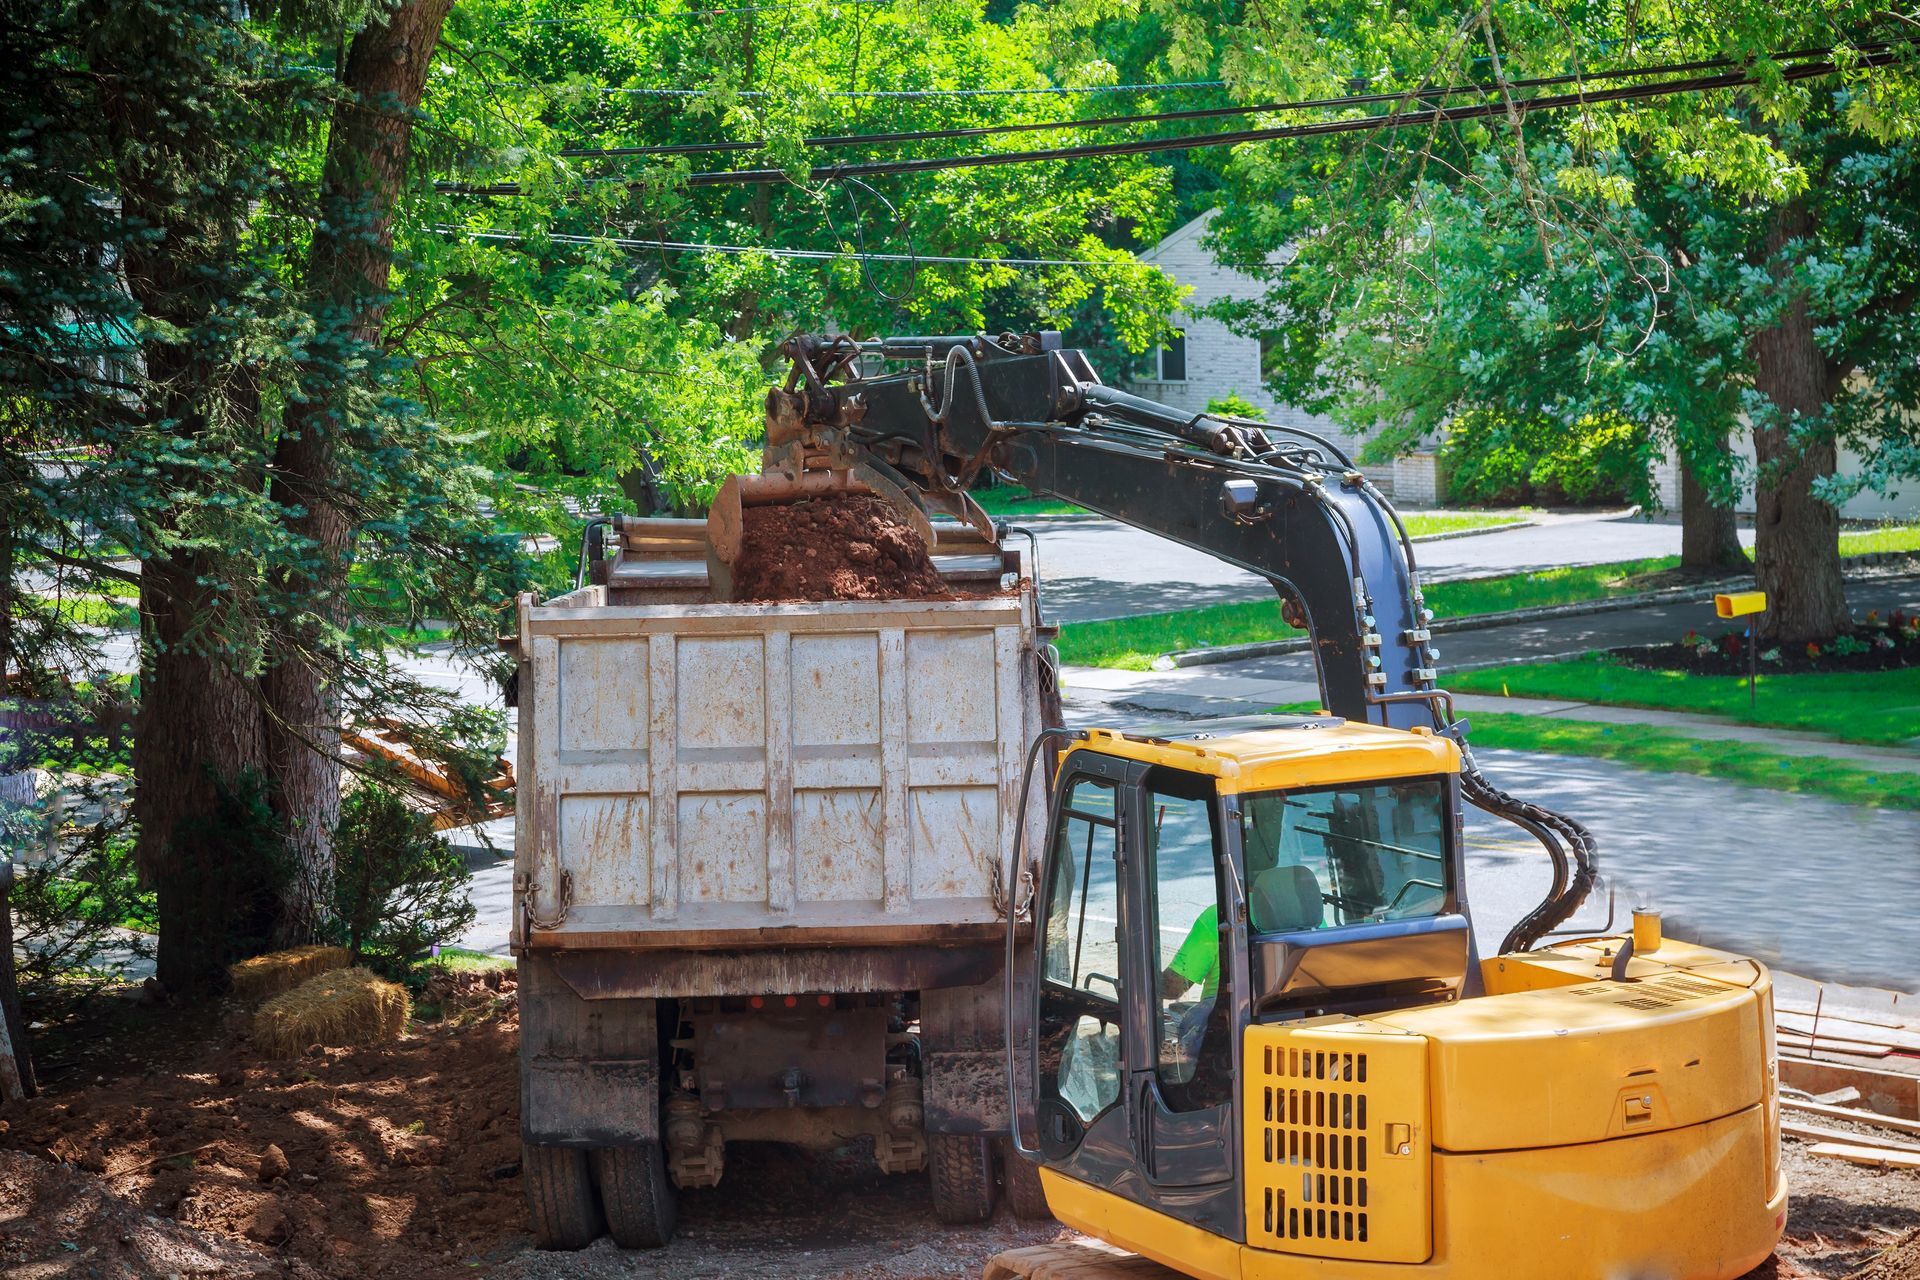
1205 392 1267 421
329 780 476 976
3 780 153 1020
1435 411 1651 508
408 0 1191 530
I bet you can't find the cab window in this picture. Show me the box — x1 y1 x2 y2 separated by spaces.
1239 778 1449 935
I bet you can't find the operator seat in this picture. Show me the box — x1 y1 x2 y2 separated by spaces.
1250 865 1325 934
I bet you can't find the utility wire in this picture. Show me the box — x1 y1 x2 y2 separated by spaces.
432 225 1174 270
502 78 1228 100
552 42 1867 159
513 0 887 19
439 43 1907 195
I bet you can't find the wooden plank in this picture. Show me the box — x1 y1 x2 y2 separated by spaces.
1808 1142 1920 1171
1782 1098 1920 1137
1778 1003 1914 1031
1778 1009 1920 1048
1780 1057 1920 1121
1776 1033 1893 1058
1782 1119 1920 1153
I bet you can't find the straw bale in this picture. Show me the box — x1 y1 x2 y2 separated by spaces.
251 967 411 1058
228 945 351 1004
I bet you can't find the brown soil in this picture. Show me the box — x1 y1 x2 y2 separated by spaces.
5 977 1918 1279
1849 1230 1920 1280
0 970 524 1279
730 495 960 602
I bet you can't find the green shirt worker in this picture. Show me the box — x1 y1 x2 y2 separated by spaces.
1160 903 1221 1001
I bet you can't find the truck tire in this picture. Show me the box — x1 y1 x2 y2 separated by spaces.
524 1142 603 1250
929 1134 996 1224
998 1140 1053 1221
591 1142 677 1249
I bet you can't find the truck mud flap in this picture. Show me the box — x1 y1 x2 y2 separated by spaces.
520 955 661 1145
923 983 1009 1135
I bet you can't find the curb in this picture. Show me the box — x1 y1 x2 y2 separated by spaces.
1152 566 1920 671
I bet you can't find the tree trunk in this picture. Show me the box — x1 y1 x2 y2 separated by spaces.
261 0 456 942
135 549 271 990
1749 202 1849 644
1678 446 1748 573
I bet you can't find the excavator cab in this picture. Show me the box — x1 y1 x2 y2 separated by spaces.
1007 715 1788 1280
1021 716 1471 1239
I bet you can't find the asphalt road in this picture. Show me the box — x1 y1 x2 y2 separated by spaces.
1023 509 1752 623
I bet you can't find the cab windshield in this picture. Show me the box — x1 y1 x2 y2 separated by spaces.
1239 778 1449 934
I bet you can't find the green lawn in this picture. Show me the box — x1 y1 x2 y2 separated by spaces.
1450 657 1920 746
1840 524 1920 555
1401 511 1532 538
1460 711 1920 810
29 593 138 629
1056 557 1680 670
970 486 1088 517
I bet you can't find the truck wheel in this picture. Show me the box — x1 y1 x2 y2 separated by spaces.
591 1142 677 1249
524 1143 603 1250
998 1141 1053 1221
929 1134 996 1224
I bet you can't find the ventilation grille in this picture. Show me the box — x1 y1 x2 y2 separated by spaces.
1259 1046 1371 1246
1565 974 1729 1011
1244 1025 1430 1263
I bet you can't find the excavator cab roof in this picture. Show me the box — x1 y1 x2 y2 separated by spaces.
1070 713 1460 795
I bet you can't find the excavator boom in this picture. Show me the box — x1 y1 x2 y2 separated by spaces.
757 331 1594 950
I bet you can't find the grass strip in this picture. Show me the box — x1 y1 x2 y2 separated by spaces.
1450 658 1920 746
1461 711 1920 810
1839 524 1920 555
1057 556 1680 670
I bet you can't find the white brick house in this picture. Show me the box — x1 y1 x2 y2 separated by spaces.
1123 210 1416 496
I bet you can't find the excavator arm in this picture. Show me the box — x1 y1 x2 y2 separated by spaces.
758 331 1595 950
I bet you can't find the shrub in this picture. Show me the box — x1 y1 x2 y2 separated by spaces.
330 780 475 976
1205 392 1268 421
2 775 154 1021
1439 410 1652 507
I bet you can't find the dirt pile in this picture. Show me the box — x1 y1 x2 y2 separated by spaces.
1849 1230 1920 1280
0 1147 312 1279
0 971 525 1279
730 494 957 602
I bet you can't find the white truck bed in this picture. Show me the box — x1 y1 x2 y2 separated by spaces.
512 585 1047 951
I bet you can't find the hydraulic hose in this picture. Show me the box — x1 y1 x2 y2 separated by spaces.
1457 740 1600 952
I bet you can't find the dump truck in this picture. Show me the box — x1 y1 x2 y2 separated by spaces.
508 509 1055 1246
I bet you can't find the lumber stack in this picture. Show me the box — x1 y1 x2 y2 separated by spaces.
1773 996 1920 1172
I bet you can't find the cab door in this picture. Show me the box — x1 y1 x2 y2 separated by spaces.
1028 750 1150 1191
1122 767 1243 1235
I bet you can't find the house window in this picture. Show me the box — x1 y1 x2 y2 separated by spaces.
1157 333 1187 383
1259 332 1288 384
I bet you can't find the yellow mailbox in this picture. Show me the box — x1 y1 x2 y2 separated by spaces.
1714 591 1767 619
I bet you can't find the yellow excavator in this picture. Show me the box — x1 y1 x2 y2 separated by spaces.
753 333 1786 1280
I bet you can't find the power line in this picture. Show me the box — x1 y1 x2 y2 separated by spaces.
513 0 888 21
438 43 1905 196
432 225 1175 270
552 42 1860 160
504 78 1227 100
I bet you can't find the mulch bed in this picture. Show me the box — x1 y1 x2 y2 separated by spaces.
1612 615 1920 676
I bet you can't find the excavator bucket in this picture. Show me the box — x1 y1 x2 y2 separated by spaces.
599 467 1013 603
